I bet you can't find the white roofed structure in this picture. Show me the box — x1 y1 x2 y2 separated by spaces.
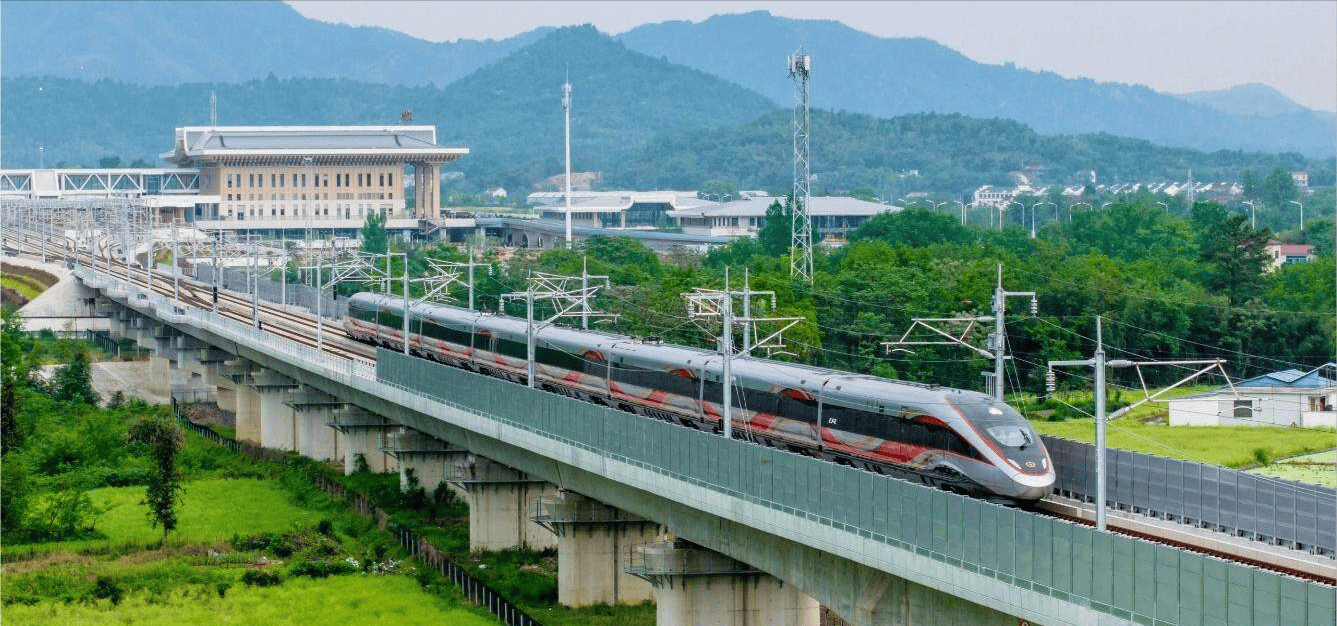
668 194 901 239
160 125 468 228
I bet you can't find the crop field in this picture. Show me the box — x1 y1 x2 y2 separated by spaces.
1250 450 1337 488
1030 418 1335 469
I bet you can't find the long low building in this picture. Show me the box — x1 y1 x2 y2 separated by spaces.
667 194 901 239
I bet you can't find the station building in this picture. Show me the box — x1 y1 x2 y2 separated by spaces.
2 125 469 240
161 125 468 233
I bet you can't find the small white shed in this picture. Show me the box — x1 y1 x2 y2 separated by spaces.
1167 364 1335 427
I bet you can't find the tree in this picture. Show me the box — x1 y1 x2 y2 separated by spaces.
1241 170 1259 200
50 351 100 406
1197 212 1271 304
98 155 122 169
361 210 388 255
756 199 791 257
128 416 185 540
848 207 972 247
1259 166 1298 209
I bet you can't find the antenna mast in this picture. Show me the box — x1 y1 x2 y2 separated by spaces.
210 91 217 127
788 50 813 281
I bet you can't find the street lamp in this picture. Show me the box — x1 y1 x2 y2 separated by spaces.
1289 200 1304 233
1008 201 1024 232
954 201 966 225
1242 201 1257 230
1069 203 1091 222
931 200 948 213
1100 202 1112 211
1030 202 1053 238
1156 201 1168 212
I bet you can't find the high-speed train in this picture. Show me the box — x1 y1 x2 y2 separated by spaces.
345 292 1055 504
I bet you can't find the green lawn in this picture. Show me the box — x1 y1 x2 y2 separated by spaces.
1250 450 1337 488
6 478 328 559
95 478 328 543
2 574 498 626
1031 418 1336 468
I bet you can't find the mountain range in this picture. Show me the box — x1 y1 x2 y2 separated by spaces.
3 2 1332 158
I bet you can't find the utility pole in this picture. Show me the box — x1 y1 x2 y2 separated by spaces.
250 237 259 329
402 252 410 355
501 270 617 390
721 268 733 439
212 231 220 314
1049 317 1126 531
684 268 803 438
171 220 179 305
991 264 1036 400
563 79 573 249
316 254 323 353
1046 318 1231 532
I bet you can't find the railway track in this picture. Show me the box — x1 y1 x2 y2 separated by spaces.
4 232 374 361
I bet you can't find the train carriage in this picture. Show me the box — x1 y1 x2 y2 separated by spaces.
345 292 1054 504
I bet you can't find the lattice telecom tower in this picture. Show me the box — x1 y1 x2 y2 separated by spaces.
788 50 813 281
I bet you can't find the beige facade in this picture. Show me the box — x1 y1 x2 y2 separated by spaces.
207 163 403 223
161 126 466 229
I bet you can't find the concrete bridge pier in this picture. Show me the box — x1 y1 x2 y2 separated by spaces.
631 540 819 626
533 490 657 607
196 347 237 411
449 453 557 551
170 334 211 392
283 386 345 463
330 406 399 474
386 428 465 496
249 369 299 451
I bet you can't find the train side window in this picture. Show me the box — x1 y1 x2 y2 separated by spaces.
536 346 584 371
822 403 876 433
349 303 377 323
738 385 776 414
778 393 818 424
702 379 723 406
495 337 527 359
581 351 606 376
472 331 493 352
379 309 404 330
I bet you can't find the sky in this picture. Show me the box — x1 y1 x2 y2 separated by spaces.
286 1 1337 113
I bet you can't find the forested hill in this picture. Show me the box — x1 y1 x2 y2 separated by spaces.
4 3 1332 158
604 109 1336 198
1 26 779 194
617 11 1336 157
5 69 1331 200
0 0 550 88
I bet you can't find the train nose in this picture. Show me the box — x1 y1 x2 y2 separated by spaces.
1013 484 1051 501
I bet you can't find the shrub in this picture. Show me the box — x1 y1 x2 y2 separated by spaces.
289 556 359 578
1253 448 1270 466
240 568 283 587
89 576 124 606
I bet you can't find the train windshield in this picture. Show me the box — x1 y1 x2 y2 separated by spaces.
954 398 1049 470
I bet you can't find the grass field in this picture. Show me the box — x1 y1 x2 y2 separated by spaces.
4 478 329 561
2 574 499 626
1030 418 1335 469
1250 450 1337 488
